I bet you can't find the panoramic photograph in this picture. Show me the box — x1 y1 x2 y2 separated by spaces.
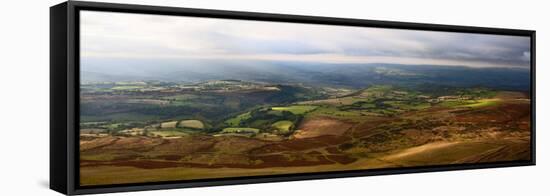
79 11 532 186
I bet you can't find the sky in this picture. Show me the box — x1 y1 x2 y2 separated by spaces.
80 10 531 68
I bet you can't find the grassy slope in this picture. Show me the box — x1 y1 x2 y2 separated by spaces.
79 86 531 186
80 138 530 186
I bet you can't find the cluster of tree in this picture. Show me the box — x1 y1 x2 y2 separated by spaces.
233 108 303 134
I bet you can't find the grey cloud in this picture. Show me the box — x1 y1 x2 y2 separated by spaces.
203 31 331 55
81 10 531 68
334 31 530 67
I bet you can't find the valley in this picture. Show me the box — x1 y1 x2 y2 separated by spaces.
79 79 531 185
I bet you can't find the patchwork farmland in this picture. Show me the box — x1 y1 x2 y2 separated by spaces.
79 80 531 185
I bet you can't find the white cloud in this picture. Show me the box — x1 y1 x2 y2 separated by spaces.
80 10 531 68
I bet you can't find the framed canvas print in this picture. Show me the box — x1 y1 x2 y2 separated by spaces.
50 1 535 195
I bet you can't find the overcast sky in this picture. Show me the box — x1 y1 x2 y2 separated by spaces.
80 10 531 68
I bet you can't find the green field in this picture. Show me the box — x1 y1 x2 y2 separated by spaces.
225 112 252 126
221 127 260 134
271 120 294 133
178 120 204 129
462 99 500 108
160 121 178 128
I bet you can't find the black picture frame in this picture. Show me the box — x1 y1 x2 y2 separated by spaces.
50 1 536 195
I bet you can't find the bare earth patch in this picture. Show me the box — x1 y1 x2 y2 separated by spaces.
293 117 352 139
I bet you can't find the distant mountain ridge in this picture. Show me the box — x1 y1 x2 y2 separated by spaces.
81 58 530 91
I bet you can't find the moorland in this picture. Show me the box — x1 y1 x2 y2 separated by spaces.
79 63 531 185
